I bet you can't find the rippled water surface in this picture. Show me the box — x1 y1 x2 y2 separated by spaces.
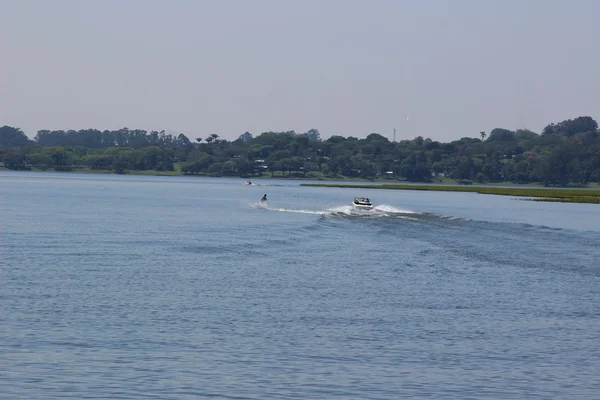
2 172 600 399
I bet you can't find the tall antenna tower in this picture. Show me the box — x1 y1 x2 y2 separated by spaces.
393 128 396 142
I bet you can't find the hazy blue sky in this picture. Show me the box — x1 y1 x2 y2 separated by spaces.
1 0 599 142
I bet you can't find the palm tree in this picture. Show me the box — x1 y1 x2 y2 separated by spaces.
480 131 486 141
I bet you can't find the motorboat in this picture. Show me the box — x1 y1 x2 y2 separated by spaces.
244 180 252 185
353 197 373 208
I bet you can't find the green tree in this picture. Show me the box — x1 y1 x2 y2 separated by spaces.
0 126 31 147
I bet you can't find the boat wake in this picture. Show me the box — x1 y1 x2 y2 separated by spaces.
247 202 588 233
250 202 323 215
323 204 422 220
250 202 438 220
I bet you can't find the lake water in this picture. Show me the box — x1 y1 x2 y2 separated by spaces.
2 172 600 399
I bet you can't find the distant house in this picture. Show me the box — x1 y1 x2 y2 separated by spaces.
253 159 268 170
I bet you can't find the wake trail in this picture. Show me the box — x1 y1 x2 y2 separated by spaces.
250 202 324 215
249 202 582 231
250 202 425 218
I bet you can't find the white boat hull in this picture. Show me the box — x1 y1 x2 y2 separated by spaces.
353 197 373 208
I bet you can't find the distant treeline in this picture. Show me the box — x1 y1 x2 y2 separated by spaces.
1 116 599 185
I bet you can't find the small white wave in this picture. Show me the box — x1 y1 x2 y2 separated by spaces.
373 204 420 214
327 205 355 215
250 201 269 210
250 202 324 215
395 215 419 221
434 214 471 221
272 208 324 215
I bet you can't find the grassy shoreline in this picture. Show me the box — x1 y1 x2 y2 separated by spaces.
300 183 600 204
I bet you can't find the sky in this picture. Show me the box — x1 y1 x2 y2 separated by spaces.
1 0 599 142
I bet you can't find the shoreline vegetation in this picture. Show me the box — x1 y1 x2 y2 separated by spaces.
2 115 599 198
300 183 600 204
3 165 599 185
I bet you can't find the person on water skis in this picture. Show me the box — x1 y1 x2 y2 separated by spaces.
260 194 267 202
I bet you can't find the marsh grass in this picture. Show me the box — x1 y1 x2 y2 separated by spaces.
301 183 600 204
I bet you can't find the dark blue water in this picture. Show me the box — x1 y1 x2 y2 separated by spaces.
2 172 600 399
